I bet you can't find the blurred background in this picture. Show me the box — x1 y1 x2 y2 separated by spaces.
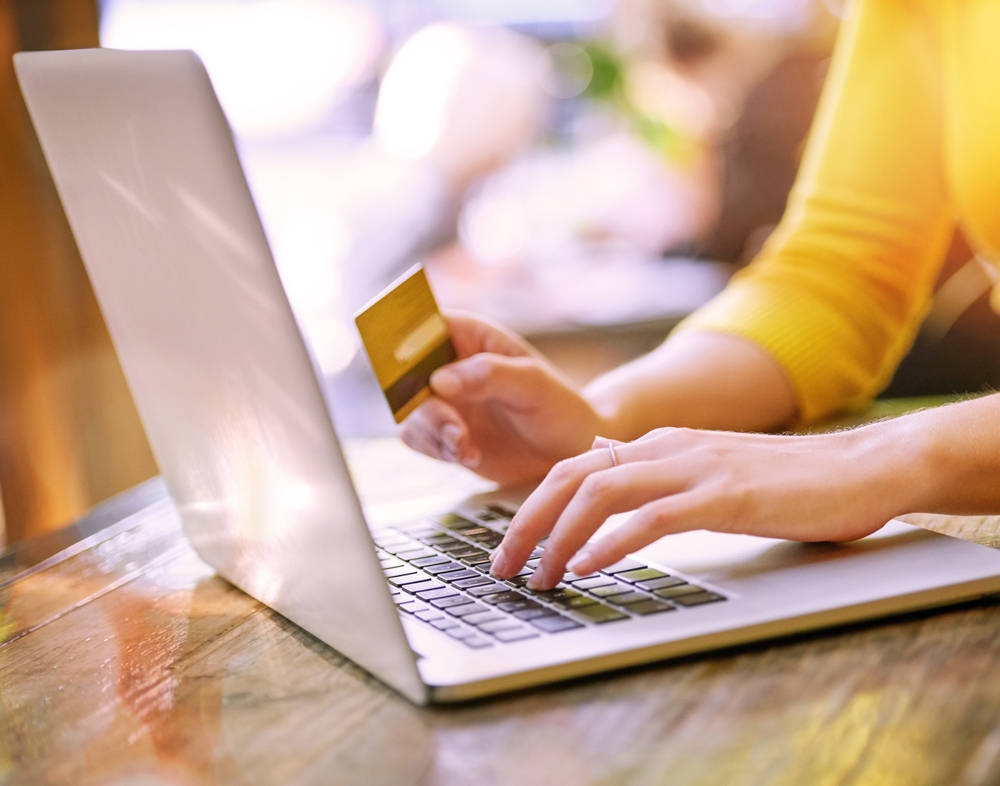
96 0 844 436
3 0 999 544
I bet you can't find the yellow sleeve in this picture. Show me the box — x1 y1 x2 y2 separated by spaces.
678 0 955 423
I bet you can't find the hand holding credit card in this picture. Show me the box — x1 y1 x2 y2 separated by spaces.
355 266 458 423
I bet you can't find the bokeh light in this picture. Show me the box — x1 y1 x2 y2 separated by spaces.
101 0 383 140
373 24 471 161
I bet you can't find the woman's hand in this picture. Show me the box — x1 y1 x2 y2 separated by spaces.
400 311 609 486
490 422 917 590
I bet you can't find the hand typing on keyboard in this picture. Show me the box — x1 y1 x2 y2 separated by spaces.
490 426 907 591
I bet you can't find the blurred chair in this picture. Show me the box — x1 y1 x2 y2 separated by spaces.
0 0 157 544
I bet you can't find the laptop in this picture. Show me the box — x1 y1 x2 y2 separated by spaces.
15 48 1000 705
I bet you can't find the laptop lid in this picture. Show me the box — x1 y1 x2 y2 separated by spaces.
14 48 427 704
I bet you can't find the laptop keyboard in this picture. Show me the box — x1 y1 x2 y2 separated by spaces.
375 505 726 650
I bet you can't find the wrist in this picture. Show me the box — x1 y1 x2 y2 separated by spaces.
583 390 636 443
846 413 943 518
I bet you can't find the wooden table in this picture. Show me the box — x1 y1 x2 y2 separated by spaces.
4 430 1000 786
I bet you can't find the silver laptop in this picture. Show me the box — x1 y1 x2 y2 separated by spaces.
16 48 1000 704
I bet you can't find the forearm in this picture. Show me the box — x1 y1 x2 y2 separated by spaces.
584 330 798 441
878 394 1000 516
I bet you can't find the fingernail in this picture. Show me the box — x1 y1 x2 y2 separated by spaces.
527 568 550 591
441 423 461 456
430 368 460 397
490 546 510 577
567 551 595 577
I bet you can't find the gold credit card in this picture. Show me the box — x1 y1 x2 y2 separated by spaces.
354 265 457 423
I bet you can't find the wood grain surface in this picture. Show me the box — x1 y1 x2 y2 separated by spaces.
3 434 1000 786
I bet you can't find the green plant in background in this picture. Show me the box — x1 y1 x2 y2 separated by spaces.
581 40 699 166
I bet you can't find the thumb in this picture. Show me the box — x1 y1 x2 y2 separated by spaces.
430 354 552 410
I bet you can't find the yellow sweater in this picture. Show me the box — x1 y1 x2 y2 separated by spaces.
680 0 1000 422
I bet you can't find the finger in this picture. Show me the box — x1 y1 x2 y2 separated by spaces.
591 435 626 450
400 397 474 464
566 493 712 575
400 421 449 461
443 310 537 360
489 447 614 578
528 460 691 589
430 354 554 411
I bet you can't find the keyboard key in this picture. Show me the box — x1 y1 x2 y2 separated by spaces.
457 527 492 539
417 587 460 601
478 619 523 633
506 574 536 588
453 576 495 589
467 582 508 597
450 547 486 559
410 555 452 568
399 601 429 614
458 549 490 563
436 512 480 530
380 557 404 569
462 635 493 649
391 593 411 605
430 617 459 630
481 591 525 606
573 604 629 623
636 576 687 591
446 602 487 617
420 532 455 543
535 587 584 604
626 599 675 615
431 595 476 609
446 626 477 640
439 569 481 583
396 548 436 561
372 535 412 549
653 584 703 600
388 572 431 587
497 598 539 612
529 615 584 633
561 595 598 609
439 541 476 554
415 609 444 621
403 581 447 595
606 591 650 606
673 591 726 607
590 583 633 598
513 607 557 621
384 566 419 579
463 611 506 626
485 504 516 519
601 558 645 575
493 627 540 643
470 532 503 549
423 562 462 575
570 576 616 590
380 542 421 556
616 568 669 584
402 576 445 595
525 558 542 569
528 548 545 559
395 522 439 536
